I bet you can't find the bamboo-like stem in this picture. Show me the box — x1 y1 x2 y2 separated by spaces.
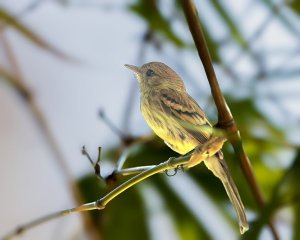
181 1 279 239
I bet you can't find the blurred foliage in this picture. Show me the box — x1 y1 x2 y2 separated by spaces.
83 0 299 239
294 203 300 240
243 150 300 239
153 176 212 240
288 1 300 15
262 0 300 37
210 0 248 50
1 0 300 239
227 97 285 198
128 0 185 47
78 174 149 240
80 0 299 239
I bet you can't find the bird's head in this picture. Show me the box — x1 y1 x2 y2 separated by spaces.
125 62 186 93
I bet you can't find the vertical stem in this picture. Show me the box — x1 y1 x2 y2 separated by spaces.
181 0 230 122
181 0 279 239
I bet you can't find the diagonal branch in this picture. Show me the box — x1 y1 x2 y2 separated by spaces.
4 137 220 240
2 136 225 240
181 0 279 239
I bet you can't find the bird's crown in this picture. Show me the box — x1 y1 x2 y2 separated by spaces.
125 62 186 92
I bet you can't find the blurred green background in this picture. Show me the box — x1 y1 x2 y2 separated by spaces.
0 0 300 240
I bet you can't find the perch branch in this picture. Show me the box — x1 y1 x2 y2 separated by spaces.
4 137 219 240
2 136 222 239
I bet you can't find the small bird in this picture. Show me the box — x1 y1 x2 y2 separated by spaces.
125 62 249 234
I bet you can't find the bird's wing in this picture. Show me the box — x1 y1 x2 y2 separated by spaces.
159 88 212 144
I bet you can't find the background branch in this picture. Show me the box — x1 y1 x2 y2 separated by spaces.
0 33 100 240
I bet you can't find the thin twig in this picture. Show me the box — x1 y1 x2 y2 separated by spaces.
2 135 224 240
99 109 126 138
2 202 100 240
82 146 103 180
99 109 138 146
181 1 279 239
82 146 95 166
2 142 201 240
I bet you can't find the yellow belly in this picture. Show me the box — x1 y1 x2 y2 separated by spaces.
141 104 199 154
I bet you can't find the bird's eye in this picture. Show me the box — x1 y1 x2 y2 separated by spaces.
146 69 155 77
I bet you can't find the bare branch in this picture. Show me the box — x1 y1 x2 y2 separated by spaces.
2 134 227 239
3 140 210 239
82 146 103 180
2 202 100 240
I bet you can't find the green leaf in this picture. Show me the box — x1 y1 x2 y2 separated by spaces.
287 1 300 15
277 150 300 208
222 97 289 209
128 0 185 47
103 186 149 240
197 17 221 63
105 138 214 239
230 97 283 136
176 0 221 62
152 175 212 240
77 174 107 228
210 0 248 50
78 174 150 239
293 204 300 240
243 150 300 240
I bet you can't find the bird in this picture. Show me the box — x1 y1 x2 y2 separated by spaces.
125 62 249 234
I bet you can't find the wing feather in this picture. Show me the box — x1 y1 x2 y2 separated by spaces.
159 89 212 144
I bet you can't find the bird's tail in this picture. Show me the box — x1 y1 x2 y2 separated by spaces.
204 153 249 234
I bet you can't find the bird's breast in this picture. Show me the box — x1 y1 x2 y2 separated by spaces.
140 97 198 154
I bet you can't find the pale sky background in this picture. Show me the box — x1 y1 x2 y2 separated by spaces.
0 0 299 239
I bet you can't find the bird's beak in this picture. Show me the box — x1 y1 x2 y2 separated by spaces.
124 64 141 74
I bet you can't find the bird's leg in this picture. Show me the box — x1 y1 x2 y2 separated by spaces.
185 136 226 168
107 155 183 179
